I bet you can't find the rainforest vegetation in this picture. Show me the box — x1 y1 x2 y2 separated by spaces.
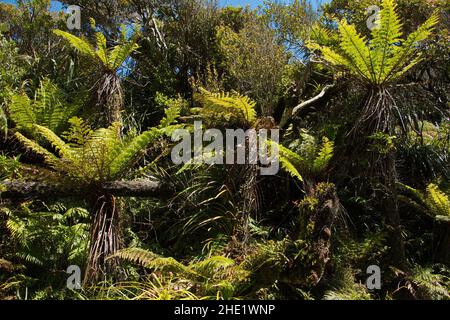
0 0 449 300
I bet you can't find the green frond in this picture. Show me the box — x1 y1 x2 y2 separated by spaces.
313 137 334 172
399 183 450 220
8 79 78 135
108 41 139 70
191 256 235 275
158 102 182 129
383 10 439 83
426 184 450 218
337 19 374 81
53 30 96 59
307 42 354 72
34 125 71 158
110 129 162 178
196 88 257 124
8 92 35 133
95 32 108 66
111 248 190 274
63 117 93 145
269 140 304 181
370 0 403 82
14 132 57 163
15 252 44 267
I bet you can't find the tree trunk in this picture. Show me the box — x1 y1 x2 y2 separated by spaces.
83 193 122 285
358 87 408 270
383 152 407 270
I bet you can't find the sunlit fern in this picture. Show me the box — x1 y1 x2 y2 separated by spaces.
8 79 80 135
53 23 139 73
399 183 450 223
110 247 249 300
269 134 335 182
308 0 439 86
193 88 257 126
14 104 181 184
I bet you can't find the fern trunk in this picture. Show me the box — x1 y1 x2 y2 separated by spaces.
84 192 123 285
286 182 339 287
383 151 407 269
360 87 408 270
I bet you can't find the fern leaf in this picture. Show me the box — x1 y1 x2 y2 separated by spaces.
14 132 57 163
110 129 161 178
108 42 139 70
34 125 71 159
197 88 257 124
269 140 304 181
426 184 450 218
370 0 403 83
338 19 374 81
313 137 334 172
384 10 439 83
53 30 97 60
95 32 108 66
8 93 35 132
111 248 190 275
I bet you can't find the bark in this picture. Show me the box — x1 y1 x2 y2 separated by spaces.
383 152 408 270
0 180 172 200
292 84 335 117
83 193 122 285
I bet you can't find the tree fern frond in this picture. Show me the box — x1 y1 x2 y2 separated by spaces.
307 42 355 72
196 88 257 124
159 102 182 129
53 30 97 59
8 93 35 133
338 19 374 81
34 124 71 158
268 140 304 181
111 248 190 274
370 0 403 83
383 10 439 83
14 132 57 163
426 184 450 218
95 32 108 66
110 129 162 178
313 137 334 172
15 252 44 266
191 256 235 275
108 42 139 70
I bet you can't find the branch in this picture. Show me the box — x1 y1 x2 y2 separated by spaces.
292 84 335 117
0 180 173 200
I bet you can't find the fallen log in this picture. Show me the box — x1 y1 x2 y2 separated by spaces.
0 180 173 200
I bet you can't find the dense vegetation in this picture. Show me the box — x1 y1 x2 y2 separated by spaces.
0 0 449 300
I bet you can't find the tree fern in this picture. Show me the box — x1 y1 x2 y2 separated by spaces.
308 0 439 85
53 29 139 72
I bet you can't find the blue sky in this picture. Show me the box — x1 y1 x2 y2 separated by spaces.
1 0 327 10
2 0 263 9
